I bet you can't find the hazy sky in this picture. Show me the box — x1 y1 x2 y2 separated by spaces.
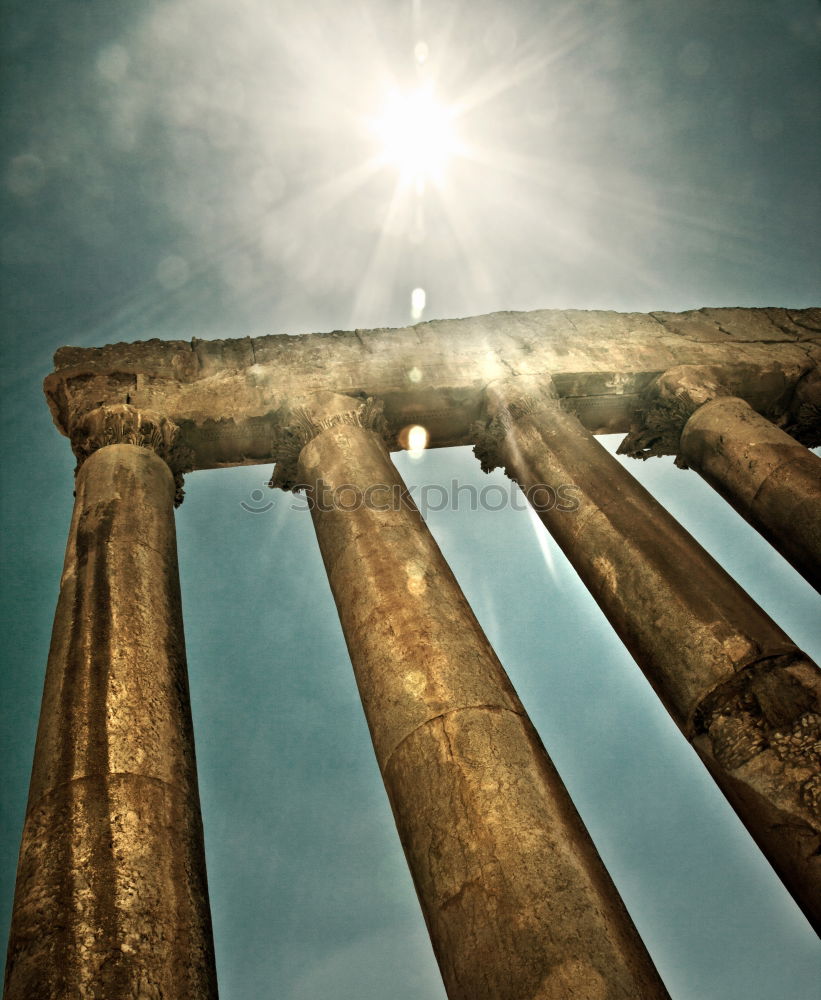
1 1 820 997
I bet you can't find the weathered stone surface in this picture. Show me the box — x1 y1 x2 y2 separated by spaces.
4 443 217 1000
44 307 821 470
693 655 821 928
69 402 194 506
269 392 389 493
618 362 807 459
293 398 669 1000
649 306 821 344
784 363 821 448
385 708 668 1000
621 365 821 589
680 396 821 592
476 376 821 933
21 305 821 990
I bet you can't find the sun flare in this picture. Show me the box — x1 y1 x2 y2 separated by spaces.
374 87 457 184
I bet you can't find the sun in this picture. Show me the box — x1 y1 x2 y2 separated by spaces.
373 86 457 185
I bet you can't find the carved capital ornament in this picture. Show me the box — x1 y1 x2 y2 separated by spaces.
473 377 561 475
68 403 193 505
269 395 389 492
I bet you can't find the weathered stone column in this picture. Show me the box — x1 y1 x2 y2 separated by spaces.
5 405 218 1000
679 397 821 591
619 365 821 592
475 377 821 934
270 392 669 1000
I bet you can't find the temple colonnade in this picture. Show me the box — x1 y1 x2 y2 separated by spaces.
5 307 820 997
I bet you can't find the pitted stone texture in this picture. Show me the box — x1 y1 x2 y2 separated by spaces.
693 656 821 932
269 392 389 492
479 378 821 933
4 444 217 1000
44 307 821 470
69 403 193 506
298 420 523 765
618 362 809 460
478 378 802 725
785 363 821 447
385 707 669 1000
10 777 214 1000
680 396 821 592
296 408 668 1000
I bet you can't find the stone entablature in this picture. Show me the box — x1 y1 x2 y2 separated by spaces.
44 306 821 472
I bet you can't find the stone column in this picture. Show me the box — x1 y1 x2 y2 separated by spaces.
5 405 218 1000
679 396 821 592
270 392 669 1000
618 364 821 593
475 377 821 934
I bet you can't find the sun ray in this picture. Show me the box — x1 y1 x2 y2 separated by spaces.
351 172 414 325
527 502 561 586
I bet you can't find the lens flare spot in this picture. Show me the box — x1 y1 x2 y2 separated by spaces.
409 425 429 457
408 425 428 452
414 41 429 65
404 561 428 597
398 424 429 459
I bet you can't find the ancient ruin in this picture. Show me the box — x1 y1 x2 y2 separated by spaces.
5 306 821 998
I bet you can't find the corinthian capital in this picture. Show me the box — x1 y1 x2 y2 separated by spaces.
473 376 560 474
269 393 389 491
617 361 814 461
69 404 193 505
616 366 726 461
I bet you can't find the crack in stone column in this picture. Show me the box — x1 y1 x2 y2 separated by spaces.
474 374 821 933
269 390 669 1000
4 407 217 1000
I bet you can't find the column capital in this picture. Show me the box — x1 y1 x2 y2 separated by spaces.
617 362 812 462
473 375 560 474
269 392 389 491
68 403 193 505
617 365 735 462
783 364 821 449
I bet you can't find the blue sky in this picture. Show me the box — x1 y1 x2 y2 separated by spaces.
2 1 820 997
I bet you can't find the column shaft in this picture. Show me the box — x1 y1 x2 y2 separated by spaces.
477 379 821 933
680 395 821 592
290 401 668 1000
5 443 217 999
